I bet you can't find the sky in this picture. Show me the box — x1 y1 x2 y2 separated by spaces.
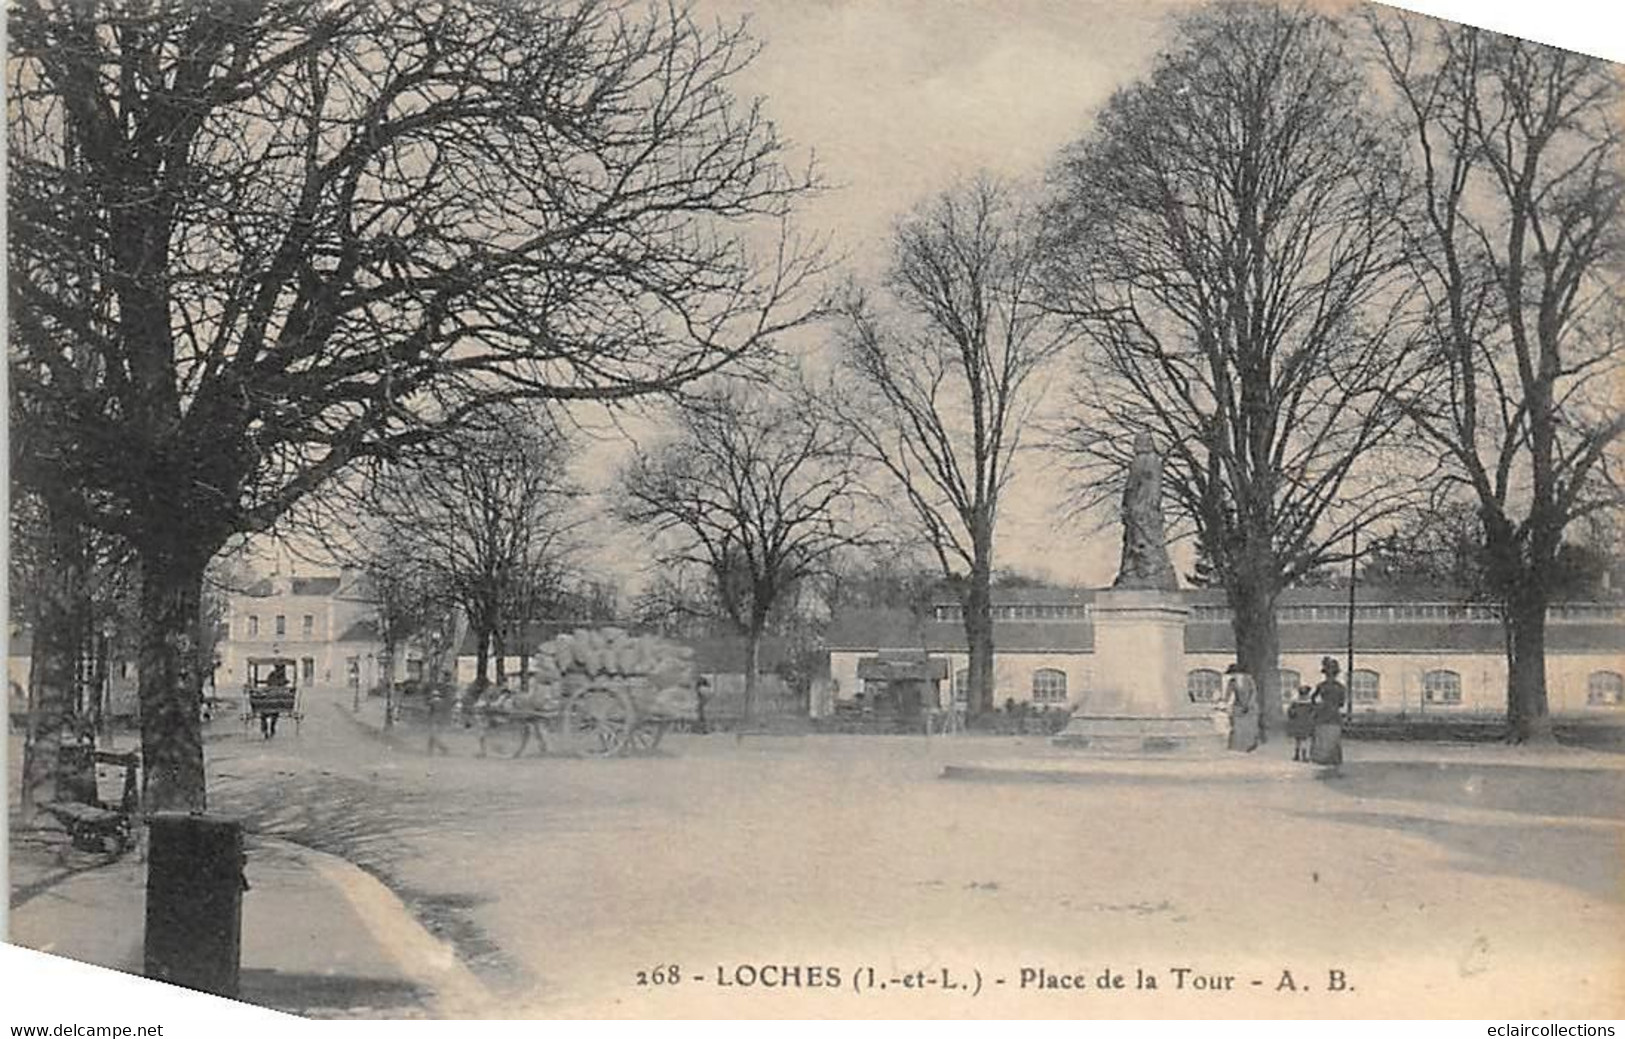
274 0 1624 592
569 0 1201 593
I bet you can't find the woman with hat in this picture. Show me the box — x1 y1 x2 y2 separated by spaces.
1309 657 1347 766
1224 662 1259 753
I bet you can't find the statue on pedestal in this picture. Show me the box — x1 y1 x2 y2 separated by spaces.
1113 432 1178 592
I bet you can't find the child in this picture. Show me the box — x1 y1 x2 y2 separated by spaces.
1287 685 1315 762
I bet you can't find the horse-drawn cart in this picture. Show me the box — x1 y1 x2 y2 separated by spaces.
472 628 696 759
242 656 302 737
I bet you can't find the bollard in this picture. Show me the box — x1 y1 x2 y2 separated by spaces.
144 813 246 997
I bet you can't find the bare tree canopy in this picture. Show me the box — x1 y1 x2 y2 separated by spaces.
1368 12 1625 740
360 405 580 692
1044 3 1422 724
620 386 865 721
7 0 823 809
830 175 1068 715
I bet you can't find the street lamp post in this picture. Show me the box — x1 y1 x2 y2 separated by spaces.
1346 525 1358 724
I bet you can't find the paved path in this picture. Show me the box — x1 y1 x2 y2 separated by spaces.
13 694 1623 1018
208 694 1625 1017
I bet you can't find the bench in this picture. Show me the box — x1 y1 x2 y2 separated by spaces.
39 749 140 854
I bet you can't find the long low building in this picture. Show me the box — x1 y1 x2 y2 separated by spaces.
824 586 1625 721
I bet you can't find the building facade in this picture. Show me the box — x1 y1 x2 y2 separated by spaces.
217 572 396 697
825 586 1625 721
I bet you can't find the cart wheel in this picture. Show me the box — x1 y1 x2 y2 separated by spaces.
480 716 532 759
627 720 667 754
562 687 635 757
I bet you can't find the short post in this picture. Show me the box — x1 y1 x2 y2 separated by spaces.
144 813 245 997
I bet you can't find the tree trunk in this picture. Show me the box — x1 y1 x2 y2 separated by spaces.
137 549 210 813
1229 576 1281 745
1505 592 1554 744
494 627 507 686
381 635 397 728
474 626 491 688
21 579 86 813
962 552 996 717
743 625 763 726
21 502 91 815
89 630 110 738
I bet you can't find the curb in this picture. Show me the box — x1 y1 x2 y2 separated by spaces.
260 837 495 1019
941 760 1335 785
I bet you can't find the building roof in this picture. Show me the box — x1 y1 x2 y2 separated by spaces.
856 653 951 681
1185 621 1625 655
830 601 1625 656
456 621 589 657
826 609 1097 652
240 575 346 598
686 635 794 674
451 623 794 675
932 583 1615 609
335 619 383 643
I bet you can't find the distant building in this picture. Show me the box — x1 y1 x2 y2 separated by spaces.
826 585 1625 722
217 571 407 695
7 624 140 724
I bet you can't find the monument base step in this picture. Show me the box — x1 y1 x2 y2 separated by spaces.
1053 715 1226 753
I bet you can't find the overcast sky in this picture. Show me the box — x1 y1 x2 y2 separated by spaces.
571 0 1203 592
280 0 1622 590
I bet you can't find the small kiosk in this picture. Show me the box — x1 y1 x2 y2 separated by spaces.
854 652 952 727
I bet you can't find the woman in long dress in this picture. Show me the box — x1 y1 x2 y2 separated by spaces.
1225 664 1259 753
1310 657 1346 766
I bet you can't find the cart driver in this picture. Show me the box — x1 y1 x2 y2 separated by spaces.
261 664 289 739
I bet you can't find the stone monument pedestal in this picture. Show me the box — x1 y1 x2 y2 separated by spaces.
1054 588 1222 753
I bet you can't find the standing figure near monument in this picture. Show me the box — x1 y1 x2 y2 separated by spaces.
1113 433 1179 592
1225 663 1259 752
1287 685 1315 762
1309 658 1346 766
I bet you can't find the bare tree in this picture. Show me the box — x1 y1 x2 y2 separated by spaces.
363 407 580 696
829 176 1068 716
619 388 866 723
7 0 823 808
1368 14 1625 741
352 536 450 724
1044 3 1422 731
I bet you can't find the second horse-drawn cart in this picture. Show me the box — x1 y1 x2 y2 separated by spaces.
470 628 697 758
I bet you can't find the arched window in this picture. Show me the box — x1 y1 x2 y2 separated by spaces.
1423 669 1462 705
1187 668 1223 703
1587 671 1624 707
1032 668 1068 704
1350 669 1381 703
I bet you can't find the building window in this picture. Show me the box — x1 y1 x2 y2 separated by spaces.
275 614 286 637
247 615 259 638
1187 668 1224 703
302 614 314 638
1032 668 1068 704
1351 669 1381 703
952 668 970 705
301 657 315 684
1423 669 1462 705
1277 669 1302 703
1587 671 1624 707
